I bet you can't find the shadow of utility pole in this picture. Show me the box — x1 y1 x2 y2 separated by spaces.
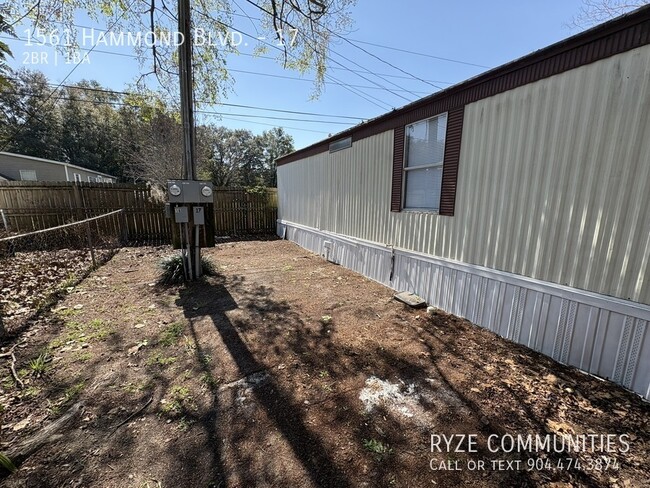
178 281 351 488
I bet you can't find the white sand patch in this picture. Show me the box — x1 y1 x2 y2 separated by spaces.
359 376 423 419
359 376 471 428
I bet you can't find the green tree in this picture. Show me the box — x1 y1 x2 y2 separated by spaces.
201 126 262 187
0 9 14 88
5 0 356 103
0 70 63 160
257 127 294 186
58 81 124 176
199 125 293 188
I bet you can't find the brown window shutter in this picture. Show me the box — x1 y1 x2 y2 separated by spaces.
391 126 405 212
439 106 465 216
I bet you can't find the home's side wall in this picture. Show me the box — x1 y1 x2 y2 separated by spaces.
277 45 650 399
0 154 67 181
0 154 115 182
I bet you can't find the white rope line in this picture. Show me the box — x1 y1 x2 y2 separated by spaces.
0 209 124 244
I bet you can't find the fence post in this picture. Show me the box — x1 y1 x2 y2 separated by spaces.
71 183 85 221
120 208 129 244
85 220 97 268
0 209 7 232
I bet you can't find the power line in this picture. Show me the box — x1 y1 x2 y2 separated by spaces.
214 115 331 134
188 8 395 111
227 67 429 94
5 12 400 112
348 38 491 69
1 32 425 99
6 77 368 120
230 6 486 73
1 89 359 126
241 0 421 101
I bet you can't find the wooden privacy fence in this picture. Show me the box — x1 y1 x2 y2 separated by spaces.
0 181 170 243
0 182 278 240
213 188 278 236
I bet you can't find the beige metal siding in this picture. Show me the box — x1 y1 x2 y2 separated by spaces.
278 45 650 305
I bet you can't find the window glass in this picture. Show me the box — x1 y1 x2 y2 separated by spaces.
404 167 443 210
405 114 447 168
403 113 447 210
19 170 37 181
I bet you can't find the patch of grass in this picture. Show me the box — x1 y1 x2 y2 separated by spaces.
74 351 92 363
122 380 152 393
28 351 50 377
55 307 80 318
199 352 212 365
22 386 41 398
49 319 114 350
47 400 61 417
183 335 196 353
59 273 78 290
87 319 113 340
1 376 14 390
0 452 17 474
200 372 219 388
146 352 177 367
160 322 184 347
158 254 217 285
160 385 193 416
177 416 194 432
363 438 393 460
319 370 329 378
62 382 85 404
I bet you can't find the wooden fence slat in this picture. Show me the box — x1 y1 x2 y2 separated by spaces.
0 182 278 240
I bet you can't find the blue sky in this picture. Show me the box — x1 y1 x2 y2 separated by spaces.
5 1 592 149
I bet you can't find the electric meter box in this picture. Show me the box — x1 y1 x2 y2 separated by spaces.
167 180 214 203
174 206 189 223
193 206 205 225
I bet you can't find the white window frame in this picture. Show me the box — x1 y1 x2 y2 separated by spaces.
73 173 82 182
402 112 448 212
19 170 37 181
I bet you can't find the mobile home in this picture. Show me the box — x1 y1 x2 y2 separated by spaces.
277 8 650 399
0 152 117 183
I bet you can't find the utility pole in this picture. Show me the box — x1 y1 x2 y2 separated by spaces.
166 0 214 279
178 0 198 278
178 0 195 181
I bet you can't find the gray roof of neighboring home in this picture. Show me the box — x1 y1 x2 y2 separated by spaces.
0 151 117 179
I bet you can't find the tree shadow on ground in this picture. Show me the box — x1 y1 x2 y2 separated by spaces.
174 272 546 487
178 277 353 488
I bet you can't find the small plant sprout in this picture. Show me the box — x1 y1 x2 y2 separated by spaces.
28 351 50 377
160 322 184 346
0 452 17 473
363 438 393 460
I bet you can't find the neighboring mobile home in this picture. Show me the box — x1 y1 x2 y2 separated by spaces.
276 8 650 399
0 152 117 183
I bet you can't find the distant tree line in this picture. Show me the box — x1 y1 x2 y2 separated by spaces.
0 70 294 188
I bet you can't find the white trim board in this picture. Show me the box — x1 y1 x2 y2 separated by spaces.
277 219 650 401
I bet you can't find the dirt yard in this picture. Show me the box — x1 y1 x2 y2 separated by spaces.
1 240 648 487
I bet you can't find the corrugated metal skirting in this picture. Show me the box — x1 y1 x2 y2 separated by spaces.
279 220 650 401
